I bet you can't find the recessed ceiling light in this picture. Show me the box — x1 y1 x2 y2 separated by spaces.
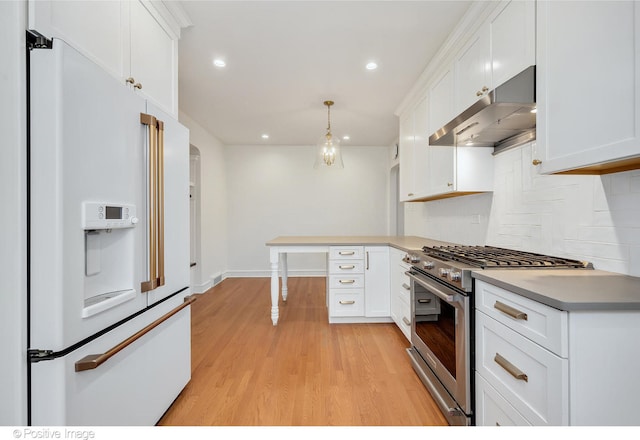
365 62 378 70
342 135 350 140
261 134 269 139
213 59 226 68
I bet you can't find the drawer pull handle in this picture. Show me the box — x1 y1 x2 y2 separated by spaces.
494 353 528 382
339 265 355 270
418 298 432 304
402 283 410 291
339 251 355 256
339 279 355 284
402 317 411 326
339 300 355 305
494 301 528 320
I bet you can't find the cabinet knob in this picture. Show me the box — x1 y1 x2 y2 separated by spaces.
447 182 453 187
126 77 135 85
481 86 489 92
476 90 483 96
532 159 542 166
134 83 142 90
407 192 414 197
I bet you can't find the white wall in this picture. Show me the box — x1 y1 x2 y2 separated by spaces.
179 111 229 292
404 142 640 276
225 145 390 276
0 0 28 425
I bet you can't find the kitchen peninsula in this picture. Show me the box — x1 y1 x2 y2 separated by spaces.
265 235 452 325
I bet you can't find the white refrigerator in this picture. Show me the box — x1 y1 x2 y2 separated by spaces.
27 35 192 425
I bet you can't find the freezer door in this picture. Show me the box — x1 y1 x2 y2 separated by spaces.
29 39 148 351
142 102 190 306
30 298 191 425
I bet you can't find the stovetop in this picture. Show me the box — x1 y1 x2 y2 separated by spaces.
406 245 593 293
422 245 593 269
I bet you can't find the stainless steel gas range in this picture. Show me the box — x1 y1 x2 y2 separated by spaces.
404 245 592 426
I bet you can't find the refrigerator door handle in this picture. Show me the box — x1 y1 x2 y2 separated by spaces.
157 119 165 287
75 295 197 372
140 113 166 292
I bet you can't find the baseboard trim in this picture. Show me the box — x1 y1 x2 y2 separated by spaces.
224 269 327 278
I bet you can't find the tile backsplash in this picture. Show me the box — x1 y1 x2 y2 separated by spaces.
405 143 640 276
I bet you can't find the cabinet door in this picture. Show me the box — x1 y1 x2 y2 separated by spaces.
412 94 430 197
130 0 178 116
455 27 491 113
364 247 390 318
398 111 415 202
429 146 456 195
536 0 640 174
429 67 455 137
28 0 127 81
489 0 535 90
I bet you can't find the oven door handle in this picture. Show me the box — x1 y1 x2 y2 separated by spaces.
405 270 455 303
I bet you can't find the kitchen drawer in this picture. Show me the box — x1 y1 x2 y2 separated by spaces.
475 372 532 426
475 280 568 357
329 289 365 317
398 269 411 303
329 246 364 260
476 311 569 425
329 260 364 274
414 290 440 315
329 274 365 289
397 291 411 341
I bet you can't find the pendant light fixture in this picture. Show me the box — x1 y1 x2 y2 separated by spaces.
314 100 344 168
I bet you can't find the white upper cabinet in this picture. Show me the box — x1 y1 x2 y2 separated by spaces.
399 93 430 202
129 1 177 116
455 27 491 113
28 0 183 117
534 0 640 175
429 67 455 138
28 1 126 80
398 111 415 202
454 0 535 117
489 0 536 91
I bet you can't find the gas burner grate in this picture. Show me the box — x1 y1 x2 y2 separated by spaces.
422 245 593 269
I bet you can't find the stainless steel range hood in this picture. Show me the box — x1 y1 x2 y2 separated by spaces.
429 66 536 153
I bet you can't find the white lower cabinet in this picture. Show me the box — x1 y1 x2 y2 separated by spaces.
475 373 532 427
475 310 568 425
390 247 412 341
327 246 390 323
475 279 640 426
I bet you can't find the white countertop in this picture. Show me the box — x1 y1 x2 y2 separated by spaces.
472 269 640 311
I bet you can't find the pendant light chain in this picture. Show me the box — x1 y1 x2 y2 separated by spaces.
324 100 334 136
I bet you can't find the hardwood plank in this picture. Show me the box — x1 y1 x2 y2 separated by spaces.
158 277 447 426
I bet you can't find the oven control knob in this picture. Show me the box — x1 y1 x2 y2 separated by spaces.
438 268 450 277
423 261 435 270
448 271 462 282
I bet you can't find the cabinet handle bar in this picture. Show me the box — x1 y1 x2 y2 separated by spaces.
494 301 528 320
494 353 528 382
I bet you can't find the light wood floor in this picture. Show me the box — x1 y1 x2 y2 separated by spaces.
158 277 447 426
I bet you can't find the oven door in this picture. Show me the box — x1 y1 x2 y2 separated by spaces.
406 270 470 424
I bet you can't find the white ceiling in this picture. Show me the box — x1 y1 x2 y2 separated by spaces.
176 1 472 147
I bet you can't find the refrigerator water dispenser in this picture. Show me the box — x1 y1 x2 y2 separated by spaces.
82 202 139 318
